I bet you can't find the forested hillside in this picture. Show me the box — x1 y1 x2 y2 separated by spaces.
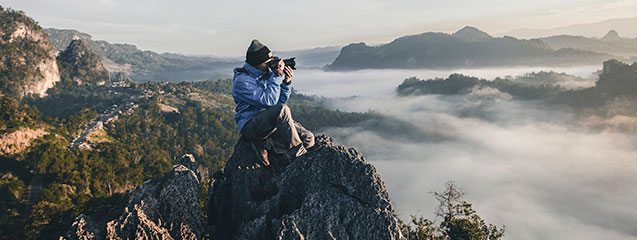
0 7 59 98
397 59 637 113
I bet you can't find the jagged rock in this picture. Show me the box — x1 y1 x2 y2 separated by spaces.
64 214 101 240
180 154 197 173
62 154 203 240
208 135 404 239
57 39 110 85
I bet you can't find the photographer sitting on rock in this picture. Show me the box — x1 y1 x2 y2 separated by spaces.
232 39 314 165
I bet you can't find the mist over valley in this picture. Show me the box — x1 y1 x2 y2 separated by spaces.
3 3 637 239
316 75 637 239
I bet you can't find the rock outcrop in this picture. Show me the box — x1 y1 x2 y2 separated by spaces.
57 39 110 85
0 7 60 98
208 135 404 239
62 154 203 240
0 128 47 155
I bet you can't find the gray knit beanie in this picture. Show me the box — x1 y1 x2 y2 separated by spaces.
246 39 272 67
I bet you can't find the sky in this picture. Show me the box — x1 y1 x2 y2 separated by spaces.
0 0 637 56
3 0 637 56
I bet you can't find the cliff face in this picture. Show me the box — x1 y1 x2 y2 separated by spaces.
0 7 60 98
208 135 404 239
62 155 203 240
57 39 110 85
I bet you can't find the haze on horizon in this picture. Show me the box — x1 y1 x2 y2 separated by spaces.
3 0 637 56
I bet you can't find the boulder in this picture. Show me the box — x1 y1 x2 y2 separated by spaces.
208 135 404 239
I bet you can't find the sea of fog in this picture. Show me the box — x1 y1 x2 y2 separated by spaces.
293 65 600 97
292 65 637 240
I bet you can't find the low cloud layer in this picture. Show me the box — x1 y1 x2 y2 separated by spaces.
317 87 637 239
294 65 599 98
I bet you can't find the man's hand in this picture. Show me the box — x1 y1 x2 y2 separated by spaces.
282 66 293 85
273 59 293 84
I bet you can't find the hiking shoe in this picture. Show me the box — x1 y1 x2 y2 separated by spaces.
288 144 307 159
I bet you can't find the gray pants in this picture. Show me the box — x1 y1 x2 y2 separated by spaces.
241 104 314 156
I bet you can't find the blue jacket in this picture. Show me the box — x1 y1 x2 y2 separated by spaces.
232 62 291 131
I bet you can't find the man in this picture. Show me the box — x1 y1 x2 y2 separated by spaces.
232 39 314 165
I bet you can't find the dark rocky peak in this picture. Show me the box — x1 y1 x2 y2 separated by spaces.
453 26 493 41
601 30 621 41
57 39 109 85
59 39 94 61
62 154 203 240
208 135 404 239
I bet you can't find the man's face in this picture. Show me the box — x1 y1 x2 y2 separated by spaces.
256 58 273 72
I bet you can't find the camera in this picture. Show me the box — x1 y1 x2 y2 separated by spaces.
267 56 297 71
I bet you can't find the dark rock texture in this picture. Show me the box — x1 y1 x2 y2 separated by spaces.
208 135 404 240
62 154 203 240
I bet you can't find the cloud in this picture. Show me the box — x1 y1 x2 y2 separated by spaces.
293 66 599 98
314 89 637 239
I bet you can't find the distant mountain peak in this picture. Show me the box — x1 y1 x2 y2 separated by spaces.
601 30 621 41
63 39 92 57
57 39 109 85
453 26 493 41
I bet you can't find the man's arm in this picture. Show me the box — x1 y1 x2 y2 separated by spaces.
276 66 293 104
233 74 282 108
278 81 291 104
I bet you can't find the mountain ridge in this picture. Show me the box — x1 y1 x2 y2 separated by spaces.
536 30 637 57
504 17 637 39
326 27 610 71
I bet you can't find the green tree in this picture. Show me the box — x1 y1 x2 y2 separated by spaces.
400 182 505 240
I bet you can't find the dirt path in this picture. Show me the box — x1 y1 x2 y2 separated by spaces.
24 175 43 216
